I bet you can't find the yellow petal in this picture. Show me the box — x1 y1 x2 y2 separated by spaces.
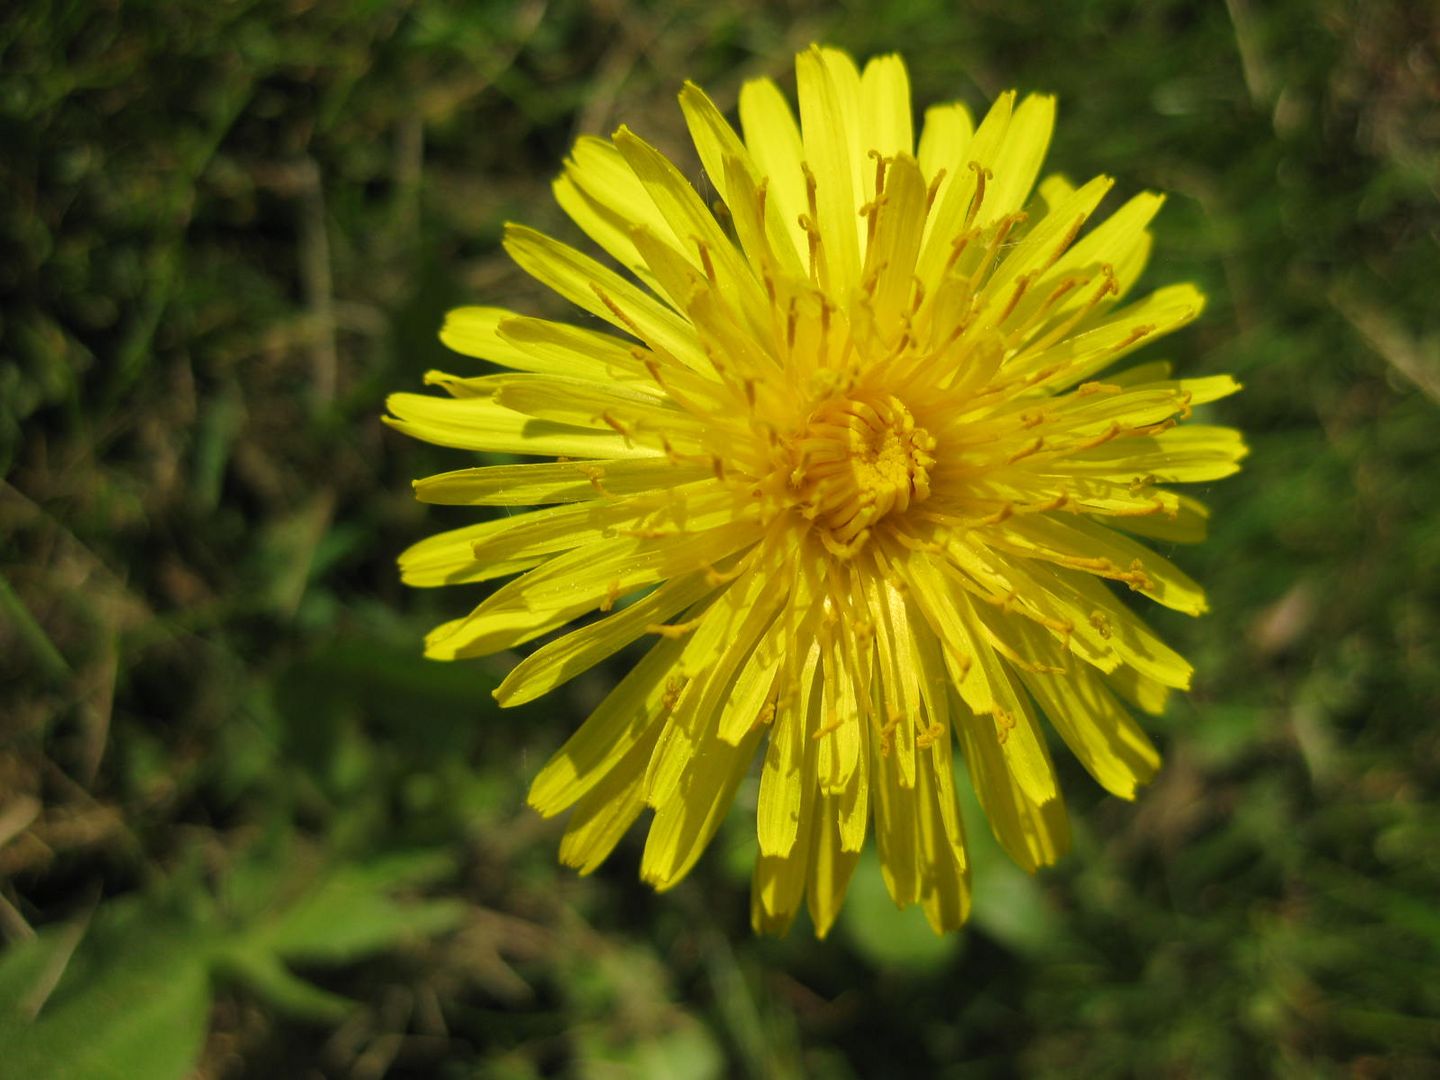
860 152 928 332
613 126 767 325
558 135 679 281
756 640 821 858
701 568 797 750
529 633 687 816
923 707 968 862
994 470 1183 524
625 220 716 315
983 92 1055 223
413 457 708 507
916 748 971 932
719 151 808 281
1141 373 1243 406
836 726 870 854
951 696 1070 873
1105 664 1173 716
1012 282 1207 389
751 804 816 936
957 602 1061 805
816 632 865 799
503 224 711 373
1035 172 1077 211
872 737 921 906
717 615 786 745
384 391 658 458
438 306 537 367
992 512 1210 616
426 519 761 659
1027 560 1194 689
420 369 504 398
641 726 763 891
398 519 543 588
494 315 649 381
959 547 1121 673
678 81 747 206
902 555 1061 807
496 572 719 707
1108 359 1174 386
806 793 861 939
1050 191 1165 304
557 726 662 874
916 102 975 201
738 76 809 265
859 53 913 162
865 576 921 787
987 173 1114 301
796 45 863 291
645 553 788 807
916 89 1014 286
1048 424 1249 485
1011 619 1161 799
1114 492 1211 544
460 481 733 575
553 173 660 292
491 374 704 444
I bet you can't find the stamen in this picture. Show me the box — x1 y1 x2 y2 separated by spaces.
591 283 648 341
799 214 822 282
577 463 610 496
1045 213 1088 271
963 161 992 228
1005 436 1046 464
970 211 1027 286
924 167 947 212
660 676 685 712
915 721 945 748
600 580 623 612
646 617 703 639
753 701 777 730
870 149 889 198
694 236 718 283
1070 422 1122 451
601 412 636 445
641 356 668 391
801 161 824 283
704 561 746 586
998 271 1038 324
909 276 927 318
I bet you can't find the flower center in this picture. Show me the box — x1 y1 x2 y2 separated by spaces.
787 393 935 550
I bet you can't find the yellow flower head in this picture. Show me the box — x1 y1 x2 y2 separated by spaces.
388 46 1245 936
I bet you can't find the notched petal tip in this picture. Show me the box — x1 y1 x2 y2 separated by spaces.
499 221 536 249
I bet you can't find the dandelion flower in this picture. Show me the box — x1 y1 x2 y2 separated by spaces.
387 46 1245 936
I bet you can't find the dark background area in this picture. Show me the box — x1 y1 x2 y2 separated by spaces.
2 1 1438 1075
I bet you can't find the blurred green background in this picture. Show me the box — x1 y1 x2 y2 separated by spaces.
3 0 1438 1076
